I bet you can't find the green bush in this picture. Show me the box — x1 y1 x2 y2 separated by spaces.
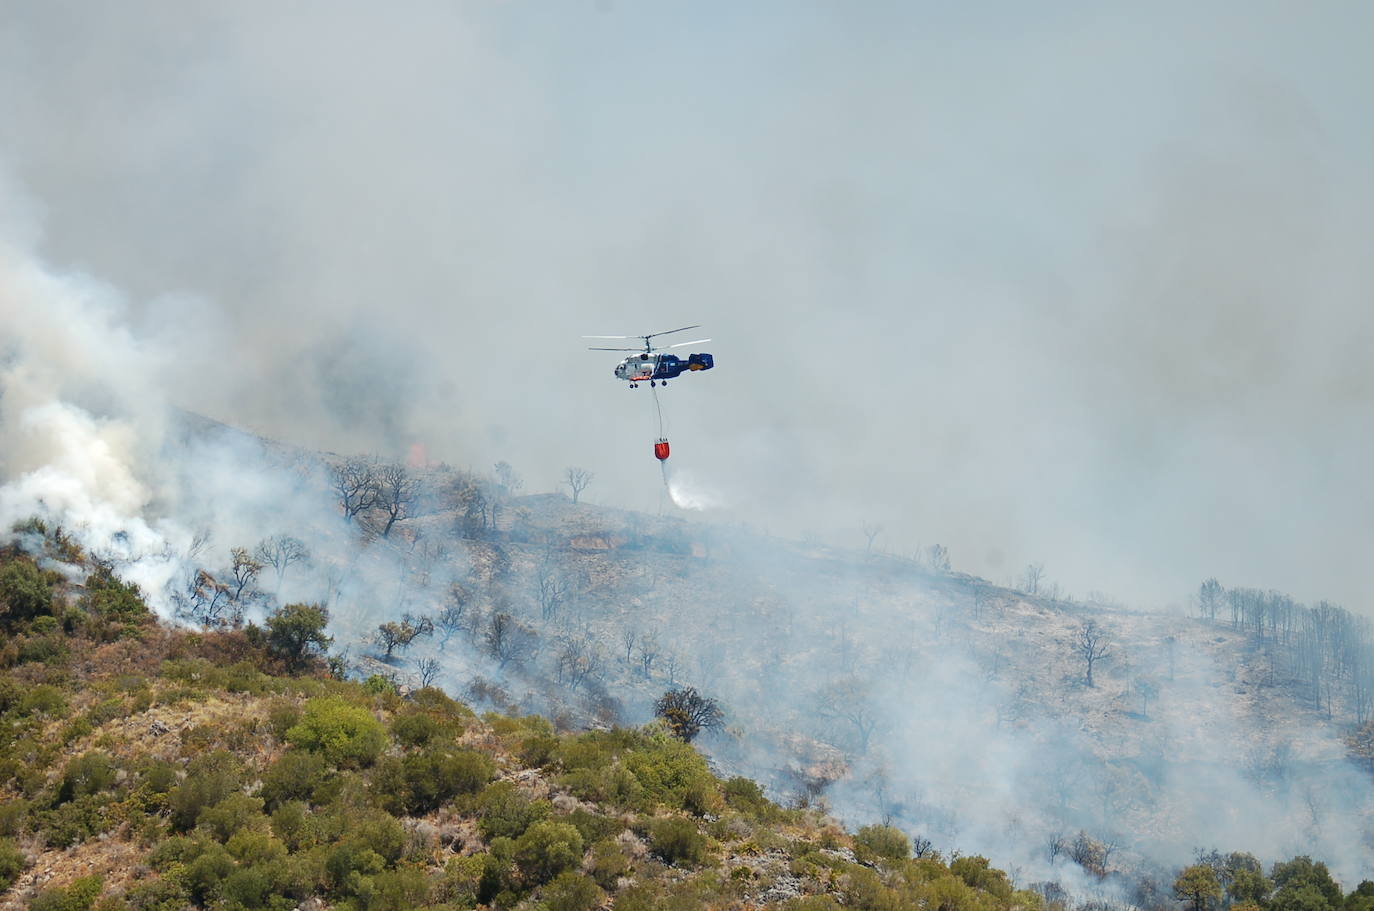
260 749 329 810
621 736 717 811
390 711 439 748
950 854 1012 899
855 824 910 863
264 603 332 670
723 776 774 819
266 699 302 740
564 808 623 846
198 793 266 842
513 820 584 885
38 794 108 847
139 759 178 795
57 751 118 803
540 871 605 911
17 684 68 718
585 837 632 888
477 780 551 840
286 697 387 768
0 558 53 623
381 747 495 815
29 874 103 911
169 751 244 831
81 568 150 625
649 816 707 867
185 844 236 905
0 837 26 891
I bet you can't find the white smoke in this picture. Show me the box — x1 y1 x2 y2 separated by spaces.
663 464 724 511
0 230 193 607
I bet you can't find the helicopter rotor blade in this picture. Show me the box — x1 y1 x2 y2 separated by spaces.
587 346 642 351
582 335 635 340
645 325 701 340
665 338 710 349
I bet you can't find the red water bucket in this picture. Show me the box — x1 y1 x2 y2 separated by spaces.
653 439 670 461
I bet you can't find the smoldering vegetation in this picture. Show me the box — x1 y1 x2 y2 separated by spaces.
7 405 1374 900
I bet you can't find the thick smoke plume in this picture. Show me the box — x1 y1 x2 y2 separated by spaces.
2 0 1373 895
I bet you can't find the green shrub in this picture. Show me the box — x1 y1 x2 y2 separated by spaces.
185 844 236 905
564 808 623 846
57 751 118 803
266 699 302 741
269 802 311 853
540 871 605 911
18 634 69 665
0 837 26 891
81 568 150 626
260 749 329 810
723 776 774 819
139 759 178 795
17 684 68 718
169 751 244 831
649 816 707 867
585 837 632 888
38 794 109 847
29 874 103 911
0 558 53 623
286 697 387 768
513 820 584 885
855 824 910 863
218 865 275 909
477 780 550 840
403 687 475 725
950 854 1012 899
382 747 495 815
390 711 439 748
264 602 332 670
198 793 266 842
519 733 559 769
621 736 716 811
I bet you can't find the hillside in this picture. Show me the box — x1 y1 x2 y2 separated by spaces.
0 540 1046 911
40 413 1361 897
296 459 1373 887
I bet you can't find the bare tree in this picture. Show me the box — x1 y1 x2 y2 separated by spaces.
437 600 468 649
815 676 882 753
332 456 381 522
415 657 442 688
375 463 421 538
228 547 263 605
1134 675 1159 717
1021 563 1045 595
177 569 231 628
636 628 661 678
555 633 602 690
484 611 537 668
449 474 494 538
494 460 523 494
1198 578 1224 621
564 467 594 504
925 543 951 572
536 567 570 621
255 535 310 588
861 521 882 553
1076 620 1112 688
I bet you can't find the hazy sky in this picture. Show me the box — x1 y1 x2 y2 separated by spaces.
2 1 1372 607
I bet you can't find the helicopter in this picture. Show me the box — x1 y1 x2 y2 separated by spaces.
585 325 715 388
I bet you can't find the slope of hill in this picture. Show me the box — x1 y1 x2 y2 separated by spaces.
0 540 1047 911
4 413 1372 905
